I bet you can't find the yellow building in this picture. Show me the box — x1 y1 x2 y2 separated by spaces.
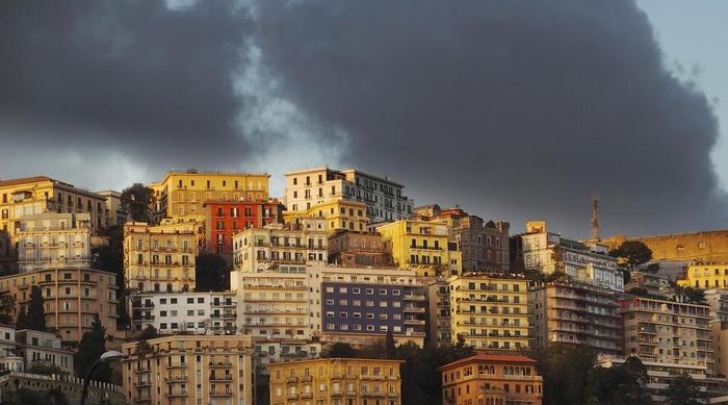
121 334 255 405
17 213 92 273
285 199 369 234
678 262 728 289
377 219 462 277
446 275 530 351
123 222 198 293
0 176 107 240
268 357 403 405
150 170 270 223
439 354 543 405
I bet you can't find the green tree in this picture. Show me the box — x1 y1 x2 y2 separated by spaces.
385 330 397 359
0 291 15 324
609 241 653 269
664 374 704 405
120 183 156 223
26 286 46 331
322 342 357 358
612 356 652 405
75 314 111 383
92 225 128 329
537 344 596 405
15 304 27 329
195 253 229 291
678 287 707 305
28 361 68 376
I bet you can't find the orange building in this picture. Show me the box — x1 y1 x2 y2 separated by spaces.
439 354 543 405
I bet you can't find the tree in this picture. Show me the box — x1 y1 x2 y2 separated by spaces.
120 183 156 223
678 287 707 305
28 361 68 376
612 356 652 405
75 314 111 383
0 291 15 324
385 330 397 359
664 374 704 405
536 344 596 405
26 286 46 331
322 342 357 358
195 253 230 291
15 304 27 329
609 241 653 269
92 225 129 329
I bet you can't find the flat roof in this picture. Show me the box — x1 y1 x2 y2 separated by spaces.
438 354 537 372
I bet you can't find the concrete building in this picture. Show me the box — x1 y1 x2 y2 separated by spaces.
0 268 118 344
328 230 394 268
15 329 74 375
439 354 543 405
129 291 237 334
122 334 255 405
231 218 328 277
0 176 107 240
284 167 414 223
444 275 530 352
150 170 270 223
203 199 283 259
416 205 510 274
621 296 713 370
95 190 126 228
0 325 23 373
530 280 621 354
123 222 197 293
678 262 728 289
268 357 403 405
254 339 323 372
285 199 370 234
625 271 673 298
377 219 462 278
521 221 623 292
16 213 92 272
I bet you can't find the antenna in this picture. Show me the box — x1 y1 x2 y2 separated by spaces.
590 193 600 241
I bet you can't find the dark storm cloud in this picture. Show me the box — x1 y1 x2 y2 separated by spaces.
252 0 727 236
0 0 253 168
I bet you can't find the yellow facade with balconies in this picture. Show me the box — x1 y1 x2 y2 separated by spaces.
678 262 728 289
269 358 403 405
377 219 462 277
151 170 270 223
285 199 369 234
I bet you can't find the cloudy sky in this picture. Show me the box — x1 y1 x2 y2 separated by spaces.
1 0 726 238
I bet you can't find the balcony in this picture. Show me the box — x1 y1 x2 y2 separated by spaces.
403 306 426 313
165 375 188 383
166 391 188 398
403 294 426 301
287 376 298 384
404 319 426 326
209 361 232 368
210 390 233 397
209 374 232 381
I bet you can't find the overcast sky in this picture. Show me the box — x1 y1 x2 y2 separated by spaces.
1 0 726 238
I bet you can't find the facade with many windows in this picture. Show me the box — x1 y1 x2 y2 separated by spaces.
677 262 728 289
203 199 283 259
17 213 92 272
129 291 237 334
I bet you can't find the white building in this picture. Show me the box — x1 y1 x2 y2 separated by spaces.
95 190 126 228
17 213 92 272
284 167 414 223
130 291 237 335
16 329 75 375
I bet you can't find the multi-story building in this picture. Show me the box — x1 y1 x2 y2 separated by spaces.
95 190 126 228
328 230 393 268
254 339 323 372
416 205 510 274
150 170 270 223
621 296 713 369
129 291 237 334
625 271 673 298
16 213 92 272
122 334 255 405
203 199 283 259
284 167 414 223
0 230 16 274
123 222 197 293
285 199 369 234
15 329 74 375
377 219 462 277
0 268 118 344
521 221 623 292
231 218 328 276
530 280 621 354
0 176 107 240
677 262 728 289
427 279 452 345
268 357 403 405
439 354 543 405
445 275 530 352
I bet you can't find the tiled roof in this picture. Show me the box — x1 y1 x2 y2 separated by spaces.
0 176 55 188
438 354 537 371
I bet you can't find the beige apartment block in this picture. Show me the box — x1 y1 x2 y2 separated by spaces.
0 176 107 240
95 190 126 227
269 357 403 405
122 334 255 405
0 268 118 344
285 199 369 234
123 222 197 293
17 213 92 272
15 329 75 374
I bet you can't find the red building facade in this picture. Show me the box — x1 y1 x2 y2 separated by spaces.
204 199 283 258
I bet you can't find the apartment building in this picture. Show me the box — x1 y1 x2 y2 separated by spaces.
95 190 126 227
284 167 414 223
129 291 237 334
677 262 728 289
254 339 323 372
122 334 255 405
0 176 107 240
285 199 369 234
15 329 74 375
530 280 621 354
231 218 327 276
377 219 462 278
150 170 270 223
269 357 403 405
0 268 118 344
521 221 623 292
621 296 713 370
203 199 283 258
16 213 92 272
328 230 393 268
625 271 673 298
439 354 543 405
445 275 530 352
123 222 197 293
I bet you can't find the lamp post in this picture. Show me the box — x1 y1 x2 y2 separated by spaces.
80 350 124 405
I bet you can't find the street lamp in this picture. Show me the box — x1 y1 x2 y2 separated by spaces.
80 350 124 405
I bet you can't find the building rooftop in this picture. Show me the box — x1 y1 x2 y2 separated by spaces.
438 354 538 371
